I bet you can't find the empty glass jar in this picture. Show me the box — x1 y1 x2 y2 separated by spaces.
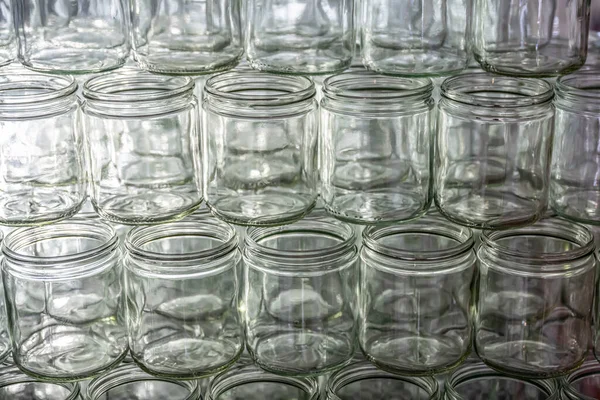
130 0 243 74
361 0 470 76
82 69 202 225
326 361 440 400
472 0 590 76
435 73 554 229
551 72 600 224
243 215 358 375
0 69 86 226
360 214 476 375
476 218 596 378
12 0 129 74
0 366 80 400
563 360 600 400
203 71 318 226
2 220 128 381
124 216 244 379
86 364 200 400
245 0 355 74
320 72 434 224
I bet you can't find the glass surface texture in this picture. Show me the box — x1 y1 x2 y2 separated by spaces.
12 0 129 74
475 219 597 378
2 220 128 381
551 72 600 224
361 0 471 76
359 215 476 375
472 0 590 76
130 0 243 74
203 71 318 226
435 73 554 229
82 69 203 225
0 0 14 67
243 216 358 375
0 70 86 226
563 360 600 400
124 216 244 379
320 72 434 224
245 0 355 74
0 366 80 400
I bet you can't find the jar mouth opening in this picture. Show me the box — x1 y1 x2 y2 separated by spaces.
441 73 553 107
564 360 600 400
323 71 432 101
0 72 76 104
556 72 600 101
0 367 80 400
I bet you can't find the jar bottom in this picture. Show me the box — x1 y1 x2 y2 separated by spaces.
363 47 468 76
248 49 351 75
474 48 585 77
22 48 128 75
552 189 600 225
134 48 243 75
0 191 83 226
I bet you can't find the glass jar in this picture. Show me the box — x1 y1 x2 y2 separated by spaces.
130 0 243 75
444 363 559 400
472 0 590 77
551 72 600 224
203 71 318 226
326 361 440 400
359 214 476 375
361 0 471 76
245 0 355 74
0 0 15 67
86 364 199 400
320 71 433 224
2 220 128 381
0 366 80 400
435 73 554 229
563 360 600 400
82 69 203 225
243 215 358 375
207 364 319 400
124 216 244 379
475 218 596 379
0 69 86 225
12 0 129 74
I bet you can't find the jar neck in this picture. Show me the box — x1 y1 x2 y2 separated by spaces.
0 367 80 400
555 72 600 113
563 360 600 400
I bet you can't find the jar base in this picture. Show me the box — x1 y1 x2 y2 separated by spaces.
133 49 243 76
21 48 128 75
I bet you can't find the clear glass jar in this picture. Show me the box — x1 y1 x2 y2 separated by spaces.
86 364 199 400
207 364 319 400
359 214 476 375
563 360 600 400
361 0 471 76
203 71 318 226
0 0 15 67
82 69 203 225
444 363 559 400
472 0 590 77
245 0 355 74
326 361 440 400
130 0 243 75
124 215 244 379
551 72 600 224
435 73 555 229
243 215 358 376
2 220 128 381
12 0 129 74
0 69 86 225
0 366 80 400
475 218 596 379
320 71 433 224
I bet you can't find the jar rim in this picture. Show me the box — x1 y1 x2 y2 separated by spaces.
563 360 600 400
0 71 77 105
556 72 600 101
0 366 80 400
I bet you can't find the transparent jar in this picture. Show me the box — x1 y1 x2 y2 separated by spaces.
444 363 559 400
551 72 600 224
86 364 200 400
472 0 590 77
0 234 9 366
124 216 244 379
320 72 433 224
361 0 471 76
0 366 80 400
243 215 358 376
326 361 440 400
475 218 596 379
0 70 86 225
435 73 555 229
203 71 318 226
82 69 203 225
2 220 128 381
563 360 600 400
245 0 355 74
360 214 476 375
130 0 243 75
12 0 129 74
207 364 319 400
0 0 15 67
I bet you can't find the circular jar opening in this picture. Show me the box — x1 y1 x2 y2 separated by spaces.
556 72 600 106
86 364 199 400
0 366 80 400
0 71 76 105
563 360 600 400
327 362 439 400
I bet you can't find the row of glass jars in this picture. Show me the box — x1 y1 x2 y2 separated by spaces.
0 0 596 76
